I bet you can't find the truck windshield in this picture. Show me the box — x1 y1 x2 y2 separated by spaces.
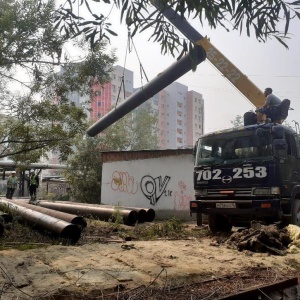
195 129 272 165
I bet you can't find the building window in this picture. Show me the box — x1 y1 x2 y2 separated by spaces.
97 112 101 118
95 90 101 96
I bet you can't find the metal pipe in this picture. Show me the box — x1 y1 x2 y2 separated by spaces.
8 200 87 228
0 199 81 243
52 201 154 223
37 201 138 226
121 207 155 222
87 46 206 136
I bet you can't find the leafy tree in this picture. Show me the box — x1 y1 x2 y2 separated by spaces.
131 103 158 150
230 114 244 128
0 97 87 162
65 107 158 202
0 0 117 162
55 0 300 57
64 135 103 203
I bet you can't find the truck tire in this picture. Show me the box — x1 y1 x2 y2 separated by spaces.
291 199 300 226
208 214 232 233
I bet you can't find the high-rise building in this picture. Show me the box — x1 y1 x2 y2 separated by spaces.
90 65 134 121
58 65 204 149
158 82 204 149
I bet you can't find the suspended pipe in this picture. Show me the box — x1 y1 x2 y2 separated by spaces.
7 200 87 228
0 199 81 243
53 201 154 223
87 46 206 136
37 201 138 226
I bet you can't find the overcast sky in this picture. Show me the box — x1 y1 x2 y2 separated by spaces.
61 2 300 134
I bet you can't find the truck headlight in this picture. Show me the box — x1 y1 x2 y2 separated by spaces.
195 189 207 196
253 187 280 195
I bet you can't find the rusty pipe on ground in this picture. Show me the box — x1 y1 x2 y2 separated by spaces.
0 199 81 243
53 201 153 223
37 201 138 226
124 207 156 222
10 200 87 228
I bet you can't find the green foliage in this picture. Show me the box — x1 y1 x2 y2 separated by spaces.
131 103 159 150
55 0 300 57
64 136 103 203
0 0 117 162
133 217 186 240
230 114 244 128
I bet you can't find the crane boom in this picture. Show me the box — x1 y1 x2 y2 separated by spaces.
195 38 265 107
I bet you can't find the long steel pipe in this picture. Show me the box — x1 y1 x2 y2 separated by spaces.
87 45 206 136
53 201 154 223
124 207 156 222
0 199 81 243
37 201 138 226
8 200 87 228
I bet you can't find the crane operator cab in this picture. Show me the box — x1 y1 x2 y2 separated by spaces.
244 99 291 126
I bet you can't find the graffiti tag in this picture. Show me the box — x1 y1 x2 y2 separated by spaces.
140 175 171 206
111 171 138 195
173 181 193 210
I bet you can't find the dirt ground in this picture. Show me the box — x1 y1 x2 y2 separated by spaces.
1 219 300 300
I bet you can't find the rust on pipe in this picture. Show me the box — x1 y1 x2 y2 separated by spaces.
122 207 156 222
53 201 153 223
0 199 81 243
10 200 87 228
37 201 138 226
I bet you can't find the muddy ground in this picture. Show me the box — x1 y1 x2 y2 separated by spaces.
1 217 300 300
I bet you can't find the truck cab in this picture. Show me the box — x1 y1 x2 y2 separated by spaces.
190 122 300 232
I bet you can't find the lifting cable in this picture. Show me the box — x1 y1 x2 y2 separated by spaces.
115 28 130 108
115 27 149 108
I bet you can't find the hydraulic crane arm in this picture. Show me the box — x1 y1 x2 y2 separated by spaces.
87 1 265 137
195 38 265 107
151 0 265 107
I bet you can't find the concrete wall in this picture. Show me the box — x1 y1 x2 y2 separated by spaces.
101 153 195 220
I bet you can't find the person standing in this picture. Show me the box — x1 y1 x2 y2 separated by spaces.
28 170 39 203
6 171 18 199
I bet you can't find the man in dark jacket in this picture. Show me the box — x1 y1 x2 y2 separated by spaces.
28 169 39 204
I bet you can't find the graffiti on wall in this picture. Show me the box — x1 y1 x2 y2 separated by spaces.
111 171 138 195
173 180 193 210
140 175 171 206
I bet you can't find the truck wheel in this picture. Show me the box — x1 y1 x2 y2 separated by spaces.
208 214 232 233
291 199 300 226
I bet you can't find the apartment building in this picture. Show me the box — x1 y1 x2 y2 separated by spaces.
158 82 204 149
58 65 204 149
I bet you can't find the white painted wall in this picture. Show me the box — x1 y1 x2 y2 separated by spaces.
101 154 195 219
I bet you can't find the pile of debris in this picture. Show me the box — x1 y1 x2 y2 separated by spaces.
226 221 292 255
